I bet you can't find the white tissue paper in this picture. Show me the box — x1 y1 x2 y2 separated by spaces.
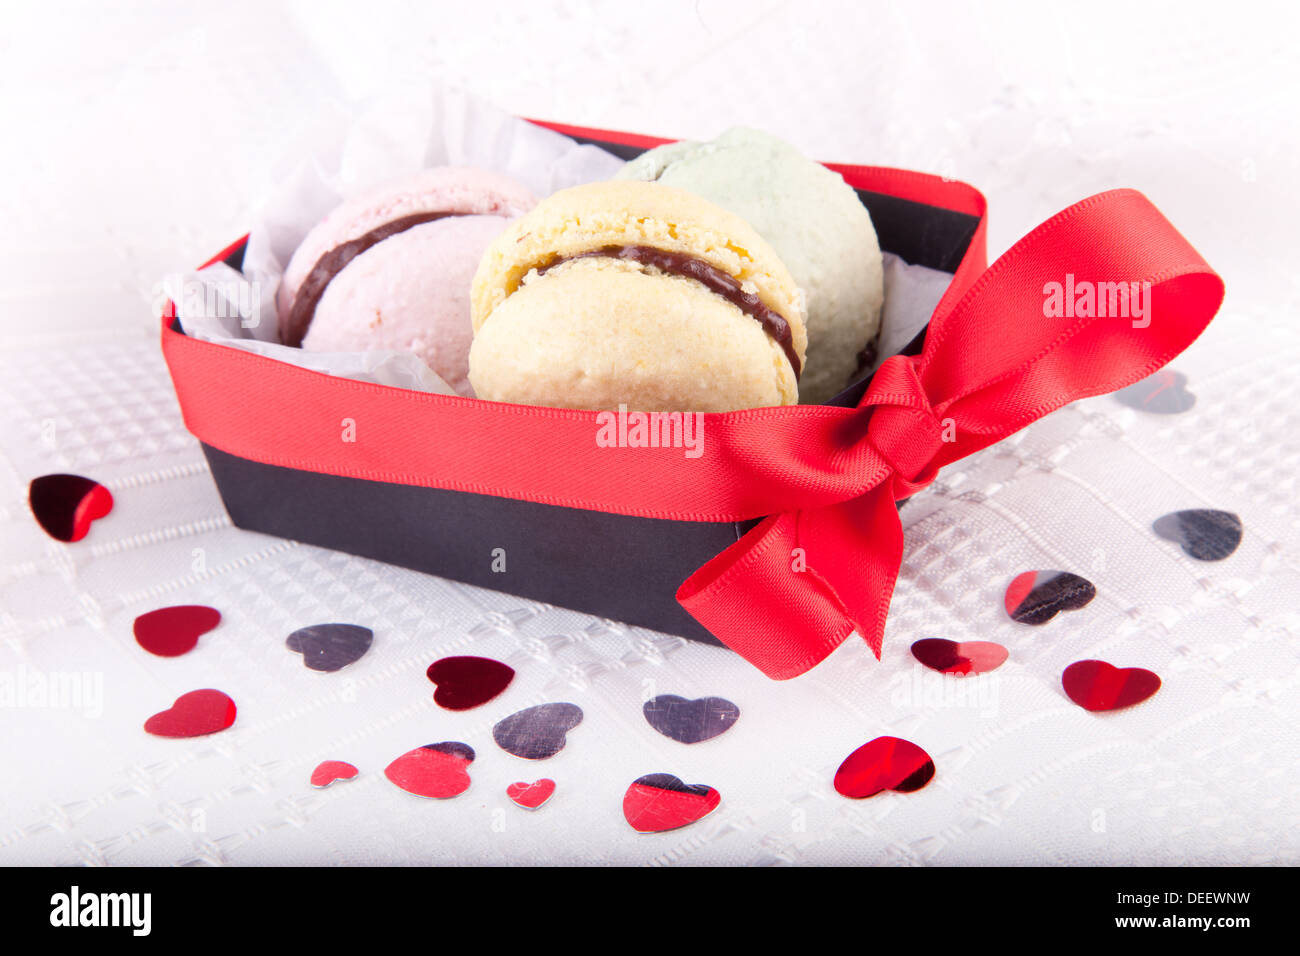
164 84 954 397
876 252 953 368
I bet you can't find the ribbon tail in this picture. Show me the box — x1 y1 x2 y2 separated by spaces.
677 484 904 679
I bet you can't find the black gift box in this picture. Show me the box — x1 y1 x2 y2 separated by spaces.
179 123 980 646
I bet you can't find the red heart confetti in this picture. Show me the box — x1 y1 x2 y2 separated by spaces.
28 474 113 542
286 623 373 672
1114 369 1195 414
492 703 583 759
1004 570 1096 625
1153 509 1242 561
384 742 475 799
426 655 514 710
310 760 360 789
642 695 740 743
910 638 1008 675
506 778 556 810
1062 660 1162 712
622 773 721 833
143 689 237 738
834 736 935 798
133 605 222 657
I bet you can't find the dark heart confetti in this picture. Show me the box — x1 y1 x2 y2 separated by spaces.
133 605 222 657
426 655 514 710
834 736 935 798
1153 509 1242 561
1062 660 1161 712
1114 369 1195 414
492 703 583 759
622 773 721 833
506 778 556 810
642 695 740 744
910 638 1008 675
310 760 359 789
384 742 475 799
143 689 237 738
286 624 373 672
1004 570 1097 625
28 473 113 542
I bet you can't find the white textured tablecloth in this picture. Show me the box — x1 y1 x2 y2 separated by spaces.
1 0 1298 865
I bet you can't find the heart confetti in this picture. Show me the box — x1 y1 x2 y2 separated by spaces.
133 605 222 657
1153 509 1242 561
143 689 237 738
910 638 1008 675
1114 369 1195 414
384 742 475 799
426 655 514 710
1062 660 1162 712
834 736 935 798
622 773 721 833
310 760 359 789
28 473 113 542
643 695 740 744
506 778 556 810
493 703 583 759
286 624 373 672
1004 570 1097 625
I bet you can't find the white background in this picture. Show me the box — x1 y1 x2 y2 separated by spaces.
1 0 1298 864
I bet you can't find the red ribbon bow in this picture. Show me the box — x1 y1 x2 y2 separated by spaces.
162 188 1222 680
678 189 1223 676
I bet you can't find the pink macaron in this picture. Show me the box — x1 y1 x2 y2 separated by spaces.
276 167 536 395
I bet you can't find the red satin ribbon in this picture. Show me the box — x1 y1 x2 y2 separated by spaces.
161 187 1222 679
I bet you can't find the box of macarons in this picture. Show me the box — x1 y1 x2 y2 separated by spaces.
160 90 1223 680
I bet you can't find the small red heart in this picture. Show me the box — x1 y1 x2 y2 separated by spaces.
426 656 514 710
29 474 113 542
144 689 237 738
1115 369 1195 414
506 778 556 810
133 605 222 657
385 743 475 799
310 760 359 789
1004 570 1096 624
911 638 1008 675
834 736 935 798
1062 660 1161 711
622 774 721 833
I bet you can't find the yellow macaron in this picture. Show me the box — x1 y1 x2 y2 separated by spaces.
468 180 808 412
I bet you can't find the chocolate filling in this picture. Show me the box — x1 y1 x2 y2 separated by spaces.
283 210 462 347
538 244 802 379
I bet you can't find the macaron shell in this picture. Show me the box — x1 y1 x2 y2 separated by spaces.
468 256 797 411
277 167 536 332
618 128 883 405
302 214 512 396
470 180 807 370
